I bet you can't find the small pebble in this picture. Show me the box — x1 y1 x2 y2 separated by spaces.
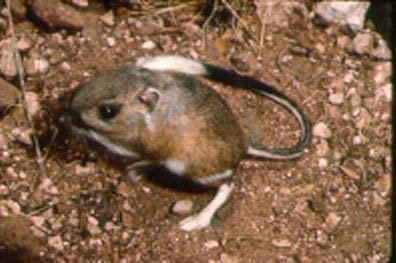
272 238 292 248
0 185 8 195
142 40 156 50
106 37 116 47
329 92 344 105
48 235 64 251
0 40 18 77
71 0 89 8
325 212 341 230
172 199 193 215
318 158 328 168
316 139 329 157
25 91 40 116
204 240 220 249
25 56 50 75
313 122 331 139
100 11 115 26
87 216 102 235
339 165 360 180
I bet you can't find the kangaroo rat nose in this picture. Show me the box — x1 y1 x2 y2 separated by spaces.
69 55 311 231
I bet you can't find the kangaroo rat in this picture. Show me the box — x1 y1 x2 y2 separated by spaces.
69 55 310 231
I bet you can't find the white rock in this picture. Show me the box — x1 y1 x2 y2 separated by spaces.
25 91 40 116
352 135 363 145
0 133 7 149
377 83 392 102
171 199 193 215
316 139 329 157
343 71 354 84
106 37 116 47
272 238 292 248
370 38 391 60
314 2 370 31
16 38 32 51
0 39 17 77
325 212 341 230
71 0 89 8
0 199 21 216
87 216 101 235
313 122 331 138
0 185 9 195
142 40 156 50
329 92 344 105
318 158 328 168
25 56 50 75
11 127 31 145
48 235 64 251
351 33 373 55
204 240 220 249
31 215 46 228
100 11 115 26
373 62 391 85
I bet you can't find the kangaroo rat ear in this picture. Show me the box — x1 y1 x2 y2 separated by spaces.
138 87 160 112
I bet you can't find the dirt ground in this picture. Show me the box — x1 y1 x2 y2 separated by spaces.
0 1 391 262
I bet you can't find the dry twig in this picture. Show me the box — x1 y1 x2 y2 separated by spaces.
6 0 46 188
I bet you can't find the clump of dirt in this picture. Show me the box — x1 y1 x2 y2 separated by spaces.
0 216 44 262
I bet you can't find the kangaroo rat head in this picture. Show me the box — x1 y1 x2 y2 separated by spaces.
70 66 169 156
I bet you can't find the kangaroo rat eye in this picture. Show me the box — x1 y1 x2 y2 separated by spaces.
98 104 122 120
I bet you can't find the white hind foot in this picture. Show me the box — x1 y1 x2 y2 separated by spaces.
179 182 234 231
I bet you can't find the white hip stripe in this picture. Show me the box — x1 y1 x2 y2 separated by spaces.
197 169 234 185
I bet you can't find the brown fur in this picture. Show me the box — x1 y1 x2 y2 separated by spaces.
70 66 248 184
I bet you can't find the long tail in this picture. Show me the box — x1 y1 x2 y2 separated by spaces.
136 55 311 159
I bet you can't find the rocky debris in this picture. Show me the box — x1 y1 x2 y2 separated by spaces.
106 37 116 47
71 0 89 8
369 37 391 60
204 240 220 249
16 38 32 52
87 216 102 235
25 55 50 75
325 212 341 231
315 139 329 157
312 122 331 139
48 235 64 251
0 39 18 78
339 164 360 180
374 174 391 197
25 91 40 116
271 238 292 248
313 2 370 32
0 78 20 109
171 199 193 215
100 10 115 26
373 62 391 85
141 40 156 50
28 0 86 30
349 32 373 55
0 184 9 195
0 199 21 216
347 32 391 61
328 92 344 105
219 253 239 263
